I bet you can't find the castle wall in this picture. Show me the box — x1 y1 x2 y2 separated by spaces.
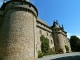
0 1 37 60
35 20 55 58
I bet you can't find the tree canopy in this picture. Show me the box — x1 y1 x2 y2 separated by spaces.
70 36 80 52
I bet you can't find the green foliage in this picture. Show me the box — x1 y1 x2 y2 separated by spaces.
38 51 43 58
58 48 63 53
40 35 50 55
47 48 55 55
70 36 80 52
40 35 45 42
65 45 69 52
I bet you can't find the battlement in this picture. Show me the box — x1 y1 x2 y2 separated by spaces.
2 1 38 17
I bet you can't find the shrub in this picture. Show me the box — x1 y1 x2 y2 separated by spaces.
38 51 43 58
47 48 55 55
65 45 69 52
40 35 50 55
58 48 63 53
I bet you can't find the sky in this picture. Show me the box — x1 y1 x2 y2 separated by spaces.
0 0 80 38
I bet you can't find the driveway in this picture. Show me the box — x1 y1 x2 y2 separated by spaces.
36 52 80 60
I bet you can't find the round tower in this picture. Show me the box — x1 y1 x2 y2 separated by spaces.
52 20 66 53
0 0 38 60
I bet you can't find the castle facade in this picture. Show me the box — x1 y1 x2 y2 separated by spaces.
0 0 71 60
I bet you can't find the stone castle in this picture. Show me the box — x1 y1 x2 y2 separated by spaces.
0 0 71 60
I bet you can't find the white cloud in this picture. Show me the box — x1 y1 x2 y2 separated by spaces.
77 35 80 38
67 32 80 39
67 33 71 38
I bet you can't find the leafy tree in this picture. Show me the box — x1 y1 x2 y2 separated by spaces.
70 36 80 52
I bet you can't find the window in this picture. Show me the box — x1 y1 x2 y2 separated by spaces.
12 3 14 4
58 29 59 31
55 29 56 31
21 3 23 5
29 5 31 8
40 30 42 34
50 34 52 37
47 32 48 36
51 40 53 44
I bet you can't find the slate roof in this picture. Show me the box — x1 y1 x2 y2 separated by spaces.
37 18 51 28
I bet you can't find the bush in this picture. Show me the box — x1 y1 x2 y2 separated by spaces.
38 51 43 58
58 48 63 53
65 45 69 52
40 35 55 56
43 48 55 56
48 48 55 55
40 35 50 55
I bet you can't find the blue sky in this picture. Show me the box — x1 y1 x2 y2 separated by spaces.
0 0 80 38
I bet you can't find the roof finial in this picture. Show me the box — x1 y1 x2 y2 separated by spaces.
56 20 58 25
62 24 64 30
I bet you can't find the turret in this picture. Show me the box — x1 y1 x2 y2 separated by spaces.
52 20 59 28
52 20 66 53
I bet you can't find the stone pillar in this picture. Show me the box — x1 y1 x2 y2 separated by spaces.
0 1 38 60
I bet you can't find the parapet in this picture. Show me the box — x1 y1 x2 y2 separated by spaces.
1 1 38 18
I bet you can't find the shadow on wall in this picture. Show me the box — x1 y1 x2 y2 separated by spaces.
51 55 80 60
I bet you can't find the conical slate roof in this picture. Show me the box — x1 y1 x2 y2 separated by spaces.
52 20 60 28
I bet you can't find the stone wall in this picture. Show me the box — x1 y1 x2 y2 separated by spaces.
52 29 66 53
35 20 55 58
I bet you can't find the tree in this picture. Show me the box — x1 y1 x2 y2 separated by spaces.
70 36 80 52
